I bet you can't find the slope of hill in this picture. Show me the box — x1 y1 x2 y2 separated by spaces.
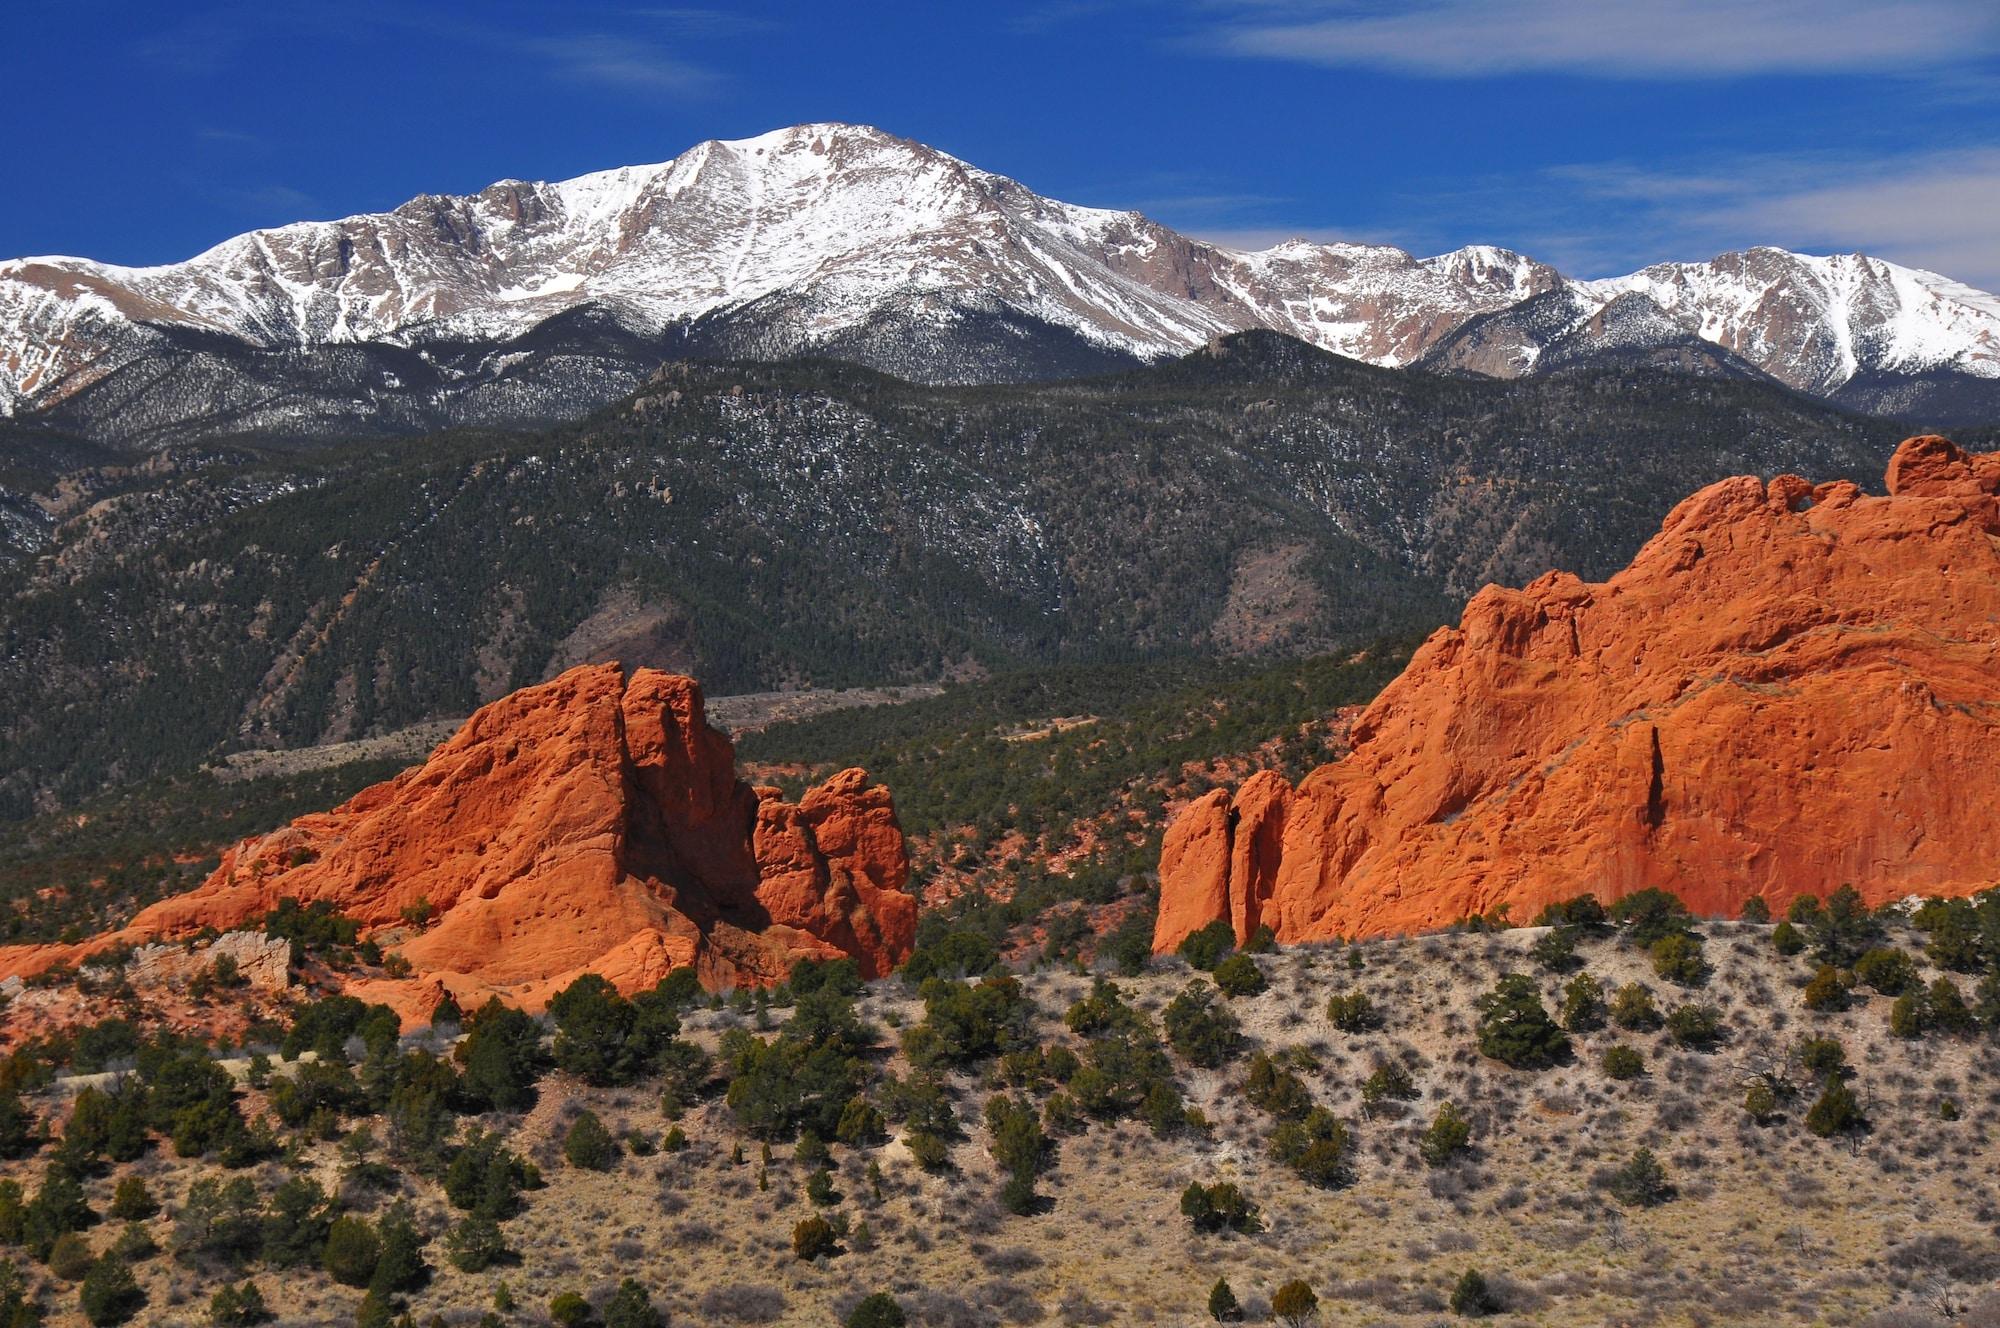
0 338 1920 818
1 910 1996 1328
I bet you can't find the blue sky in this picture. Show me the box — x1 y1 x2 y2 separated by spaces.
8 0 2000 285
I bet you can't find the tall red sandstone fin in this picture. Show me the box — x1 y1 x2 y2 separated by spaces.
1154 789 1233 954
1157 437 2000 944
0 664 917 1019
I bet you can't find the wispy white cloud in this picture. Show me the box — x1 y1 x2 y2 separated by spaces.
1586 150 2000 288
527 33 721 96
1159 149 2000 289
1208 0 2000 78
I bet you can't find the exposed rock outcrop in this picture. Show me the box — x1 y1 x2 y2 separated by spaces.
0 665 915 1023
1157 436 2000 950
128 932 293 993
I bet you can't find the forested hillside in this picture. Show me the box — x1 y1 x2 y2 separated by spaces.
0 335 1923 817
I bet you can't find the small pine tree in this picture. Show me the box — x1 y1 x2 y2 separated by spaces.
1208 1277 1243 1322
563 1111 617 1171
846 1293 907 1328
549 1291 594 1328
1609 983 1661 1030
602 1278 663 1328
1210 952 1267 998
1601 1045 1645 1080
210 1282 273 1327
1450 1269 1500 1318
1474 975 1568 1069
1271 1279 1319 1327
1771 920 1805 956
1607 1147 1673 1207
79 1255 146 1326
1419 1102 1473 1167
109 1177 156 1221
1805 1075 1865 1139
1557 972 1605 1032
793 1215 840 1261
1739 896 1772 923
321 1215 382 1288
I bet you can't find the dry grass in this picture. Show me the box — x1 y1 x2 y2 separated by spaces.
7 921 1999 1327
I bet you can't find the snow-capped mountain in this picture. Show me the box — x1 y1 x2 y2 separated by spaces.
3 123 1997 446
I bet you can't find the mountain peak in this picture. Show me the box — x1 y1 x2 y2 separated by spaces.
3 123 1999 441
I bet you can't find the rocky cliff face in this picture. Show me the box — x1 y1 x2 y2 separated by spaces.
0 664 915 1022
1157 436 2000 950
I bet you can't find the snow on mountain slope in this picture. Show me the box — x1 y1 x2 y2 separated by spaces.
1582 248 2000 395
2 123 1998 442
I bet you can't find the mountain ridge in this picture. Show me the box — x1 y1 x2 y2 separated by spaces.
5 122 1999 445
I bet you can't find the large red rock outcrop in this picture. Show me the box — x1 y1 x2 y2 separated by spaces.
1 665 915 1022
1157 436 2000 950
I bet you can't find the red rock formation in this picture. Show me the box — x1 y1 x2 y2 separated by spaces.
1157 436 2000 951
0 665 915 1024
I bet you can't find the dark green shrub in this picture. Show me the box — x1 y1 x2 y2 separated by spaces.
1606 1147 1673 1206
108 1177 155 1222
1207 1277 1242 1322
79 1255 145 1326
1180 1181 1260 1233
1419 1102 1473 1166
443 1217 508 1273
1360 1062 1418 1112
1649 934 1707 986
1535 895 1609 932
1610 889 1692 947
1609 983 1660 1031
563 1111 616 1171
1176 921 1236 972
209 1281 272 1326
1797 1036 1847 1077
905 976 1032 1070
47 1232 93 1282
1325 992 1377 1032
1853 948 1919 996
1163 983 1242 1067
1529 926 1580 973
1926 977 1977 1035
259 1176 330 1267
1450 1269 1500 1317
366 1203 425 1296
1771 921 1805 956
1739 896 1772 923
1557 973 1604 1032
847 1293 907 1328
457 1000 545 1111
1211 954 1266 998
1802 965 1850 1012
443 1129 538 1220
1270 1107 1352 1188
549 1291 594 1328
1474 975 1568 1069
321 1215 381 1287
1805 1075 1866 1139
603 1278 663 1328
1243 1053 1313 1120
1665 1003 1724 1049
